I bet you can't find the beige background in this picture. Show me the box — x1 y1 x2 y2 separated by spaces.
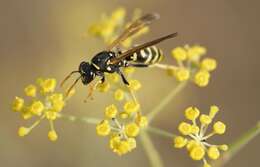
0 0 259 167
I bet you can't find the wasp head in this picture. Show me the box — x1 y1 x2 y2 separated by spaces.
79 62 96 85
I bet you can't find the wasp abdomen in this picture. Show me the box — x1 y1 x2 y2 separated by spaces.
127 46 163 65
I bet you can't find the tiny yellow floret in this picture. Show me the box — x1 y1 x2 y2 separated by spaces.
213 121 226 134
171 47 187 61
125 123 140 137
96 120 111 136
128 79 142 91
24 84 37 97
114 89 125 101
135 115 148 127
29 101 44 115
194 70 210 87
48 130 58 141
174 68 190 82
174 136 188 148
124 101 140 114
40 78 56 93
185 107 200 120
97 82 110 92
219 144 228 151
207 146 220 160
12 97 24 112
178 122 192 135
45 110 57 120
201 58 217 72
209 105 219 118
105 104 118 118
18 126 30 137
189 145 205 160
123 67 135 75
204 163 212 167
200 114 212 125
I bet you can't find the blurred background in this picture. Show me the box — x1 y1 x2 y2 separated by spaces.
0 0 259 167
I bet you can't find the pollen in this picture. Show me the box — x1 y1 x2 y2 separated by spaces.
24 84 37 97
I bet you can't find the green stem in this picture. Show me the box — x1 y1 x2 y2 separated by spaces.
140 131 164 167
147 81 187 121
212 121 260 167
146 126 176 138
59 114 100 124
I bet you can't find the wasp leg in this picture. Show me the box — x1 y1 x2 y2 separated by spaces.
128 63 149 67
117 69 129 85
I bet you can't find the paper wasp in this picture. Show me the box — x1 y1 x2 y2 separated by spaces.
61 13 178 96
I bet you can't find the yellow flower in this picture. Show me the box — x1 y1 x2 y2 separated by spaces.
127 138 137 150
48 130 58 141
174 68 190 82
201 58 217 71
174 136 188 148
114 89 125 101
29 101 44 115
128 79 142 91
204 163 211 167
209 105 219 118
200 114 212 125
125 123 140 137
105 104 118 118
190 145 205 160
24 84 37 97
174 105 228 166
194 70 210 87
207 146 220 160
40 78 56 94
135 115 148 127
187 45 207 61
45 110 57 120
96 120 111 136
124 101 140 114
111 7 126 23
12 97 24 112
178 122 192 135
171 47 187 61
185 107 200 121
18 126 30 137
119 112 129 119
213 121 226 134
96 82 110 92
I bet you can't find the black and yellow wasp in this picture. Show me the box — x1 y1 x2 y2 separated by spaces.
61 13 178 95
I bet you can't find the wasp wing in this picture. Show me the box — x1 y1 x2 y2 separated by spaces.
110 32 178 64
106 13 160 51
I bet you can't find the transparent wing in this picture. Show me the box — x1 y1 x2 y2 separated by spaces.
106 13 160 51
110 32 178 64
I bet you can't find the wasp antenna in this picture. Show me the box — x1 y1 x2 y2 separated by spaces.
65 76 81 97
60 71 79 88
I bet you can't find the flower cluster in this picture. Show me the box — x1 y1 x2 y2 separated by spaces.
165 45 217 87
96 103 148 155
173 106 228 167
87 7 149 48
12 78 74 141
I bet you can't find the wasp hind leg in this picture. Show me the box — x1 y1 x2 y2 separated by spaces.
117 69 129 85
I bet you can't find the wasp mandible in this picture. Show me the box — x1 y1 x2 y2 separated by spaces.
61 13 178 96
